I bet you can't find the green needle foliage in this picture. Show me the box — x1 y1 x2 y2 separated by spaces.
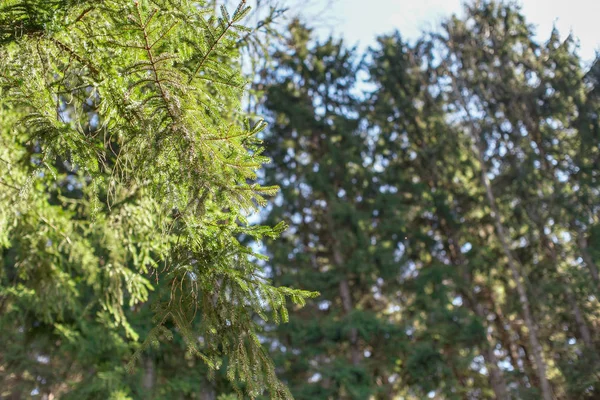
3 0 600 399
0 0 315 398
259 21 408 400
256 2 600 399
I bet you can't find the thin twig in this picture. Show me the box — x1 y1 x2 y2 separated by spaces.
188 17 235 84
74 6 94 24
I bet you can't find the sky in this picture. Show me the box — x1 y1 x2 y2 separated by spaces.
304 0 599 65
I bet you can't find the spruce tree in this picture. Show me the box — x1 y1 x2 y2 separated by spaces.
366 32 512 399
259 21 404 399
429 1 600 397
0 1 314 398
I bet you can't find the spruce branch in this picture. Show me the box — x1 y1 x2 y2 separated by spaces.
187 2 251 84
133 3 179 125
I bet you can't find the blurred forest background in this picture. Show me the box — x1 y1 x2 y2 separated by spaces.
1 0 600 399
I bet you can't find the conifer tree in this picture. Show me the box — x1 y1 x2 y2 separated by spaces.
254 3 600 398
4 1 600 398
366 32 512 399
0 1 314 398
426 1 600 397
259 21 404 399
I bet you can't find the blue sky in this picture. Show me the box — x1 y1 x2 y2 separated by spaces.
304 0 599 64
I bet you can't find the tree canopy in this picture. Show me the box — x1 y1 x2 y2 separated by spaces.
0 1 314 398
1 0 600 399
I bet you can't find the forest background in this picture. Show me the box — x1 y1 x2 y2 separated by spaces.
1 0 599 399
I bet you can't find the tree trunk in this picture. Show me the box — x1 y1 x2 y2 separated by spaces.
538 229 593 348
421 122 510 400
8 373 22 400
327 207 361 366
339 276 361 366
488 292 526 376
565 289 593 347
476 142 553 400
511 321 542 390
199 380 216 400
143 357 155 393
576 231 600 287
475 303 511 400
449 78 554 400
442 224 510 399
